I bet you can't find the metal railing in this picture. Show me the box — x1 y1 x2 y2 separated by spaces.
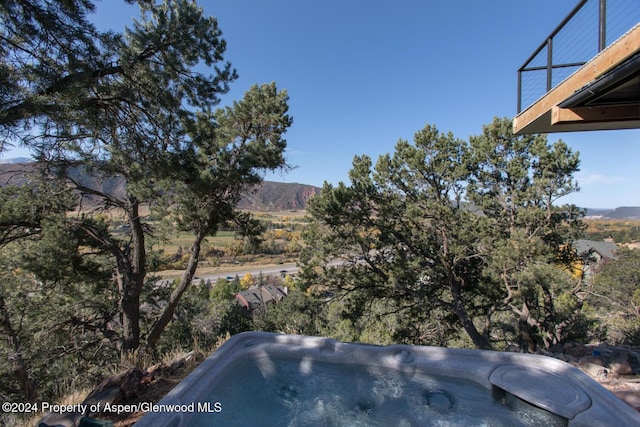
517 0 640 113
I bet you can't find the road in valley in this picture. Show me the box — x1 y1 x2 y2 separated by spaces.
193 259 346 284
157 259 343 287
192 262 299 283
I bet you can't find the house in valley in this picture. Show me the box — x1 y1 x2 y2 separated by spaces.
235 284 288 313
574 238 618 280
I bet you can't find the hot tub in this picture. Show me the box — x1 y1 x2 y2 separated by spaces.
135 332 640 426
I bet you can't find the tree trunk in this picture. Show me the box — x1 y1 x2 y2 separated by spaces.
119 200 146 355
0 295 36 402
145 227 208 351
450 283 493 350
518 302 537 353
120 280 141 354
454 303 493 350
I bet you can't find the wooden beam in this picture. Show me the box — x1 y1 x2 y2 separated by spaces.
551 104 640 124
514 24 640 134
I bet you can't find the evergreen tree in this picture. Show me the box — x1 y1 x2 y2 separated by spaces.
589 248 640 345
145 82 292 350
467 117 585 351
0 178 116 404
301 118 584 351
1 0 291 359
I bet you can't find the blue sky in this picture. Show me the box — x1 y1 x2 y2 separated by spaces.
4 1 639 208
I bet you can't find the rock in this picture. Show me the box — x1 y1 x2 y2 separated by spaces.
37 411 84 427
83 367 144 406
504 345 521 353
37 369 143 427
564 354 579 364
563 342 587 358
628 352 640 373
610 359 633 376
82 384 121 408
552 353 578 364
37 351 207 427
147 350 204 376
548 342 564 354
553 342 640 413
612 391 640 412
120 367 144 400
579 355 607 367
591 346 613 360
580 361 609 380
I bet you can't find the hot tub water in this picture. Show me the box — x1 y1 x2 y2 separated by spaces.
135 332 640 426
189 356 566 426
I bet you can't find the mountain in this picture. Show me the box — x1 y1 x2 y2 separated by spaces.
3 162 637 216
238 181 321 211
0 163 321 212
586 207 640 220
0 162 37 185
585 208 611 217
0 157 31 164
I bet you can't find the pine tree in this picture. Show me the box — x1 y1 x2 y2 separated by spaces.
1 0 291 358
301 118 584 351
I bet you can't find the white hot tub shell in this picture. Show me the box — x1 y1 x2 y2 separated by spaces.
135 332 640 426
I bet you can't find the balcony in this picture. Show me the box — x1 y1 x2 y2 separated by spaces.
514 0 640 134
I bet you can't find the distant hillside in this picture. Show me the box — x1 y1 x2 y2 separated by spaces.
586 206 640 220
0 157 31 164
238 181 321 211
0 162 37 185
3 162 636 216
585 208 611 217
0 163 321 212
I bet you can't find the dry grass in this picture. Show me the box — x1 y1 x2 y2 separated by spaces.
151 230 237 254
256 209 309 220
97 335 231 427
16 336 232 427
583 218 640 231
11 386 95 427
